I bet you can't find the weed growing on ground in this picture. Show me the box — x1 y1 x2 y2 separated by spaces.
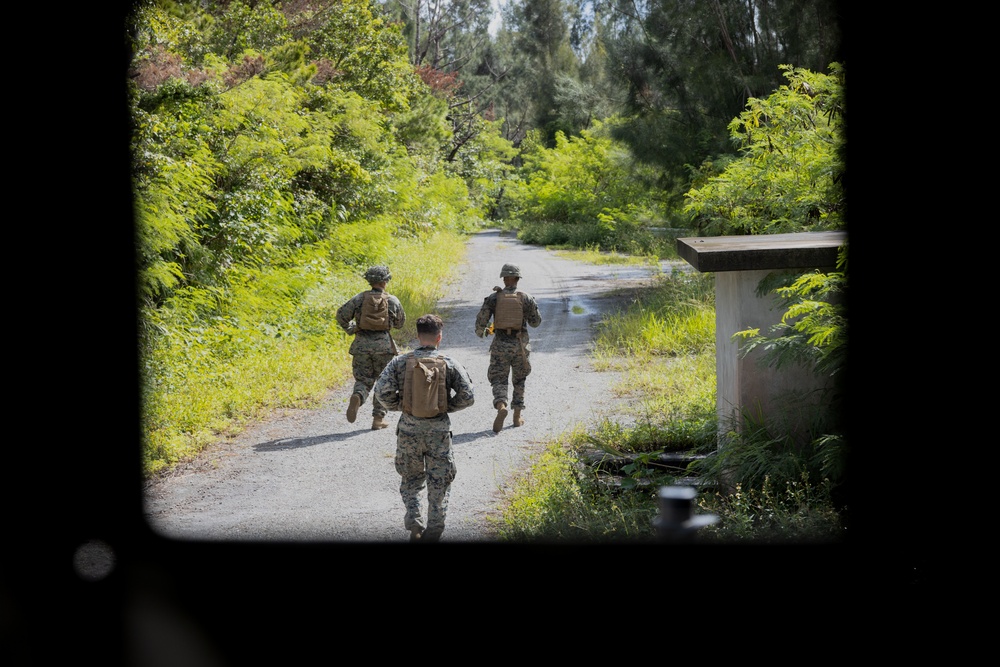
696 474 844 544
491 438 660 542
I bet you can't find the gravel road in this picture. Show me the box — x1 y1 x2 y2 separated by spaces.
143 229 688 543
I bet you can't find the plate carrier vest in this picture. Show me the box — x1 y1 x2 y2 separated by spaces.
494 291 524 333
402 355 448 418
358 290 391 331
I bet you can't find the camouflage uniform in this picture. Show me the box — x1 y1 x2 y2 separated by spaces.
373 346 475 542
335 271 406 419
474 281 542 411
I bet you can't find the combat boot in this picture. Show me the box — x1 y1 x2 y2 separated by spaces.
346 393 362 423
512 409 524 427
371 415 388 430
493 402 508 433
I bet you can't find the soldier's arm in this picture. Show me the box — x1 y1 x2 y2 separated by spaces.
390 297 406 329
373 358 404 411
336 294 360 333
446 360 475 412
525 295 542 328
474 294 496 335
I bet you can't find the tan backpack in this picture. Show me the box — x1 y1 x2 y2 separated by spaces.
494 291 524 332
402 356 448 418
358 290 390 331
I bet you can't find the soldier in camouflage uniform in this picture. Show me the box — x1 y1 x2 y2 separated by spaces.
373 314 475 543
336 265 406 430
474 264 542 433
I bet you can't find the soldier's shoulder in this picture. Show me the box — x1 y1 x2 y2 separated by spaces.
436 351 460 364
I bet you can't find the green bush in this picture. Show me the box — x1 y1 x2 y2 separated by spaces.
684 63 845 235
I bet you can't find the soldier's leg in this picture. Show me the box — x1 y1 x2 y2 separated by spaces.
369 352 395 417
510 350 532 410
487 344 515 408
422 431 457 542
394 433 428 535
351 354 372 402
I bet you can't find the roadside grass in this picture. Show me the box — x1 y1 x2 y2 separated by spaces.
141 227 467 477
492 257 845 543
488 430 660 543
695 474 845 544
548 244 662 266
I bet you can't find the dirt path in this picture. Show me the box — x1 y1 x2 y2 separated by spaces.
143 229 687 543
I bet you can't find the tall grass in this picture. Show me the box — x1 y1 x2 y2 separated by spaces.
141 225 467 477
696 475 844 544
590 270 717 444
489 436 659 543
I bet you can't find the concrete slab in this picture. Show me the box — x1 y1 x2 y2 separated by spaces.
676 231 846 273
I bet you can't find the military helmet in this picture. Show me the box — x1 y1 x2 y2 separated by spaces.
364 265 391 283
500 263 521 278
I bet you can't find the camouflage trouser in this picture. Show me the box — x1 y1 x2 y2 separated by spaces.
487 336 531 410
395 429 456 539
351 351 395 417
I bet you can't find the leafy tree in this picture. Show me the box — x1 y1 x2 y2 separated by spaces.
683 63 845 235
509 118 667 248
205 0 291 59
601 0 843 186
443 116 517 218
284 0 420 112
384 0 494 70
505 0 582 145
128 0 470 308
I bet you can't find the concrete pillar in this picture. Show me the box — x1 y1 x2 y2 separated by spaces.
676 232 846 448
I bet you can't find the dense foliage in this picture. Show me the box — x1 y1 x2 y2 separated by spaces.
508 118 672 253
684 63 845 235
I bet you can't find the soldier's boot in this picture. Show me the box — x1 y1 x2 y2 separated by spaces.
346 393 362 423
421 528 443 543
409 526 424 542
493 402 508 433
371 415 388 430
512 409 524 427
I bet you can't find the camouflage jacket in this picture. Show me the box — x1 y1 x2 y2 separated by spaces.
373 346 475 433
336 288 406 355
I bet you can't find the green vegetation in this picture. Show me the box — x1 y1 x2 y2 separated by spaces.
684 64 845 235
508 118 677 257
549 246 664 266
696 476 845 544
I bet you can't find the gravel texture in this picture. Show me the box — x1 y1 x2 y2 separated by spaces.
143 229 691 543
